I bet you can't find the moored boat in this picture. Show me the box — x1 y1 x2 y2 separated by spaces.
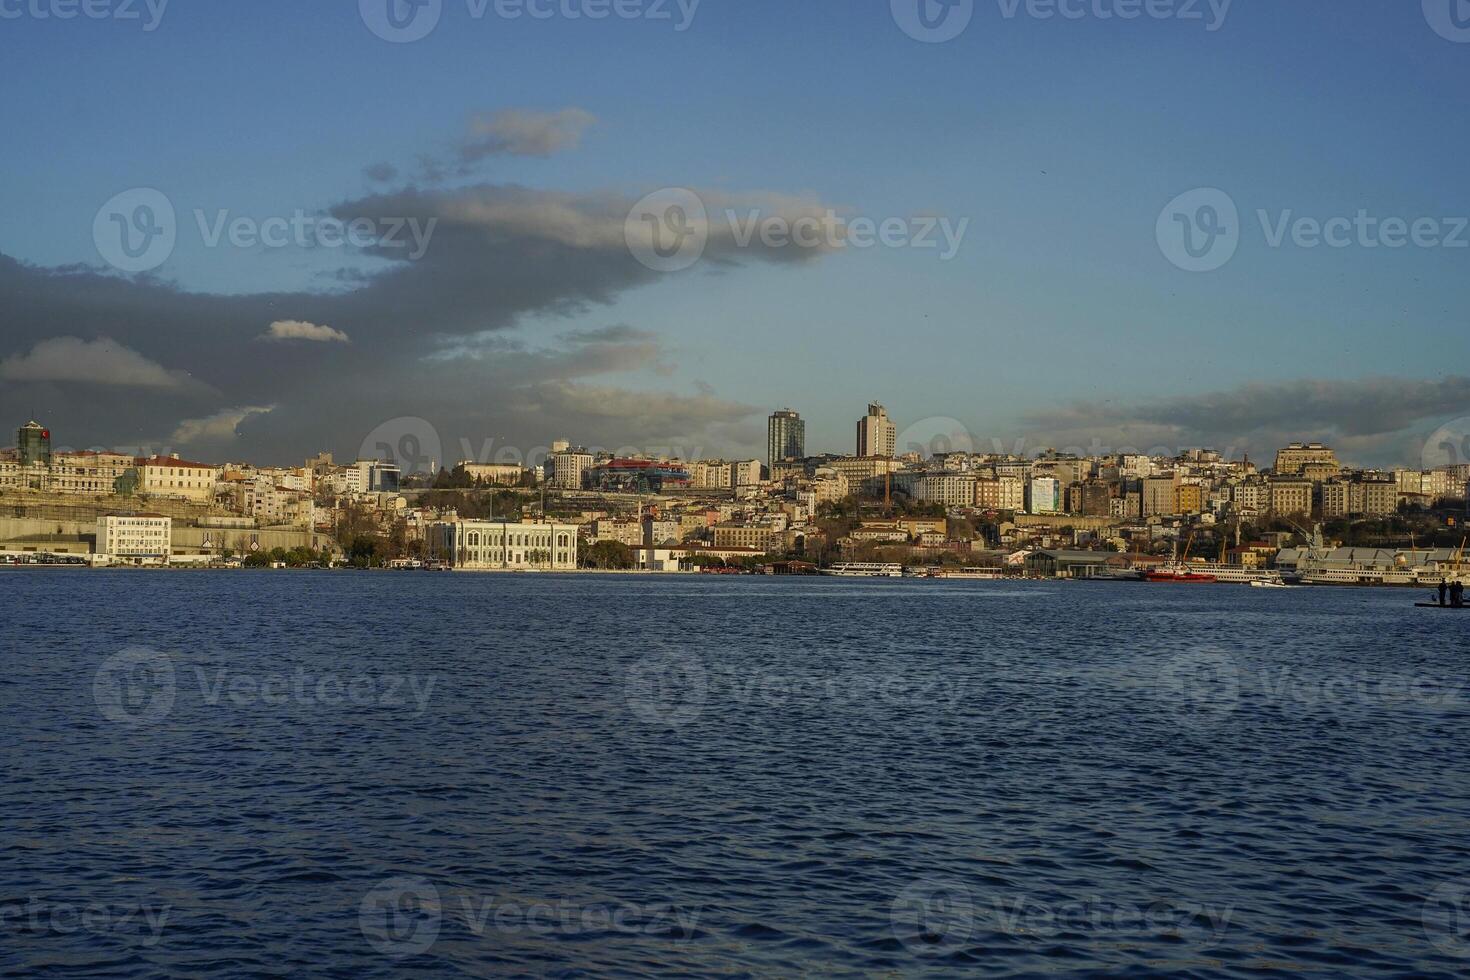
821 562 904 578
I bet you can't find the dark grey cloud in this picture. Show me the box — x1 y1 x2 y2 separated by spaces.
0 173 831 463
363 162 399 183
1020 377 1470 467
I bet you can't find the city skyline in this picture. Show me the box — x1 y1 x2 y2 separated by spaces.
1 3 1468 469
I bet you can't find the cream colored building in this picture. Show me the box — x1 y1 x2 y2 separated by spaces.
712 523 777 552
1270 478 1313 516
1275 443 1340 477
1143 474 1180 516
97 514 172 565
689 459 733 490
856 403 896 458
136 455 220 503
913 473 976 508
729 459 762 487
547 449 595 489
433 520 578 570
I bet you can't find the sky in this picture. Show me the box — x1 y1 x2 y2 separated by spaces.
1 0 1468 472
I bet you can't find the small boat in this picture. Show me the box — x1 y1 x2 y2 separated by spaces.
1145 533 1216 583
1250 578 1295 589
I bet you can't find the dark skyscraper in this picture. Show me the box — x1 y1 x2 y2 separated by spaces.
767 409 805 468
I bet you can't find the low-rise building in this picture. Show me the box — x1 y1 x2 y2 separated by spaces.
432 520 578 570
97 514 172 565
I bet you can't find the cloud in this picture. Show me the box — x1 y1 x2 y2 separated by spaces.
261 320 350 343
363 162 399 183
0 336 196 389
1019 376 1470 467
170 405 276 447
460 108 596 163
0 119 838 466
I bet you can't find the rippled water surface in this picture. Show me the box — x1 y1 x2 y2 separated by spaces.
3 570 1469 977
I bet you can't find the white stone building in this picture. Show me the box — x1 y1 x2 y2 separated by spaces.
97 514 172 565
433 520 578 570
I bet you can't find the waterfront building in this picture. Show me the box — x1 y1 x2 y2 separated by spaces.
767 409 806 468
432 520 578 570
855 403 896 458
96 514 171 565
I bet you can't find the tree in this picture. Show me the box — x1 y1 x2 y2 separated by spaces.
582 540 634 570
113 469 139 497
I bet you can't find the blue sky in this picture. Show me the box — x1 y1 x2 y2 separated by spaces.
1 0 1467 466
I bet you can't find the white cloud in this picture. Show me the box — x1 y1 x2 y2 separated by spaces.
0 336 195 388
262 320 350 343
462 108 596 161
170 405 276 445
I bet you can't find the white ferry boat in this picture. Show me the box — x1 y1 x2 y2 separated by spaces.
821 562 904 578
1183 563 1289 585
